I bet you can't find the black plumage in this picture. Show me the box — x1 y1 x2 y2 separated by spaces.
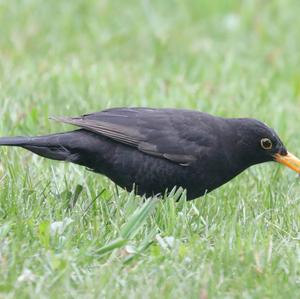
0 107 299 200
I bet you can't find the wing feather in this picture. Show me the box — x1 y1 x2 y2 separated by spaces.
51 108 206 166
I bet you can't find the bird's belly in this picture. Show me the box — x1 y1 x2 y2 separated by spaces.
77 135 242 200
85 141 201 199
101 148 194 197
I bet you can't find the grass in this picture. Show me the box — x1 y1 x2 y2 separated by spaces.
1 0 300 298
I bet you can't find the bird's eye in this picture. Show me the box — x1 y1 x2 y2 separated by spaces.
261 138 273 150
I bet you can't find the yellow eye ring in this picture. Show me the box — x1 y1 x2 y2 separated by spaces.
261 138 273 150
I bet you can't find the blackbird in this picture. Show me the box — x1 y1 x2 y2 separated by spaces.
0 107 299 200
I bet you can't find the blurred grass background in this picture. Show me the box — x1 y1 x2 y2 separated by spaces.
0 0 300 298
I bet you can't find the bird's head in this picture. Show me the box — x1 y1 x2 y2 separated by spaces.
232 118 300 173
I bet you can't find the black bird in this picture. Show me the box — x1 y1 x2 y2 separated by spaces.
0 107 299 200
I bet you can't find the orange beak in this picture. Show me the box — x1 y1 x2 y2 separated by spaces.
275 152 300 174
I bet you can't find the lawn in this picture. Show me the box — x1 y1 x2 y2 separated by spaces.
1 0 300 298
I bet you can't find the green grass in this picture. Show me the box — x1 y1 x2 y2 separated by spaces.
1 0 300 298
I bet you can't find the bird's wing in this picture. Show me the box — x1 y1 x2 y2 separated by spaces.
52 108 214 166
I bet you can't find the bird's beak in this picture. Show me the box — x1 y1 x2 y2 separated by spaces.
274 152 300 174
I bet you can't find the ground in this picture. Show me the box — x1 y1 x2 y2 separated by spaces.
0 0 300 298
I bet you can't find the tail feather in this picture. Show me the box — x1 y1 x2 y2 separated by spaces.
0 136 32 146
0 133 77 161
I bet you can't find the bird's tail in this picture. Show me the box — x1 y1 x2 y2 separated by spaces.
0 136 29 146
0 132 80 162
